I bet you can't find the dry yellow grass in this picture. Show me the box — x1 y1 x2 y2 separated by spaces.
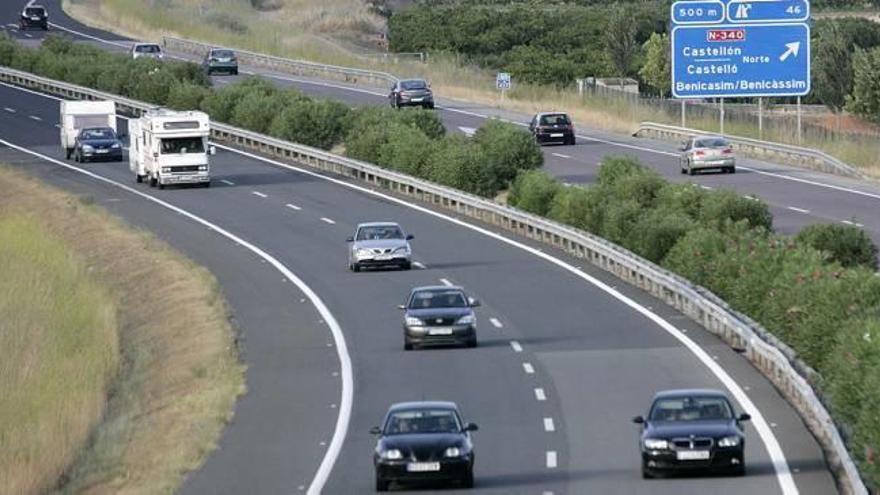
0 166 244 494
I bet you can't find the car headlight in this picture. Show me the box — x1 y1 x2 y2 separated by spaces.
643 438 668 450
456 314 475 325
82 144 94 152
444 447 463 458
111 143 121 149
161 167 171 173
198 165 208 171
404 316 423 327
381 449 403 460
356 248 373 258
392 246 409 254
718 436 741 448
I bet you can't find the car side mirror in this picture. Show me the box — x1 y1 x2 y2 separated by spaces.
738 413 751 422
632 415 645 424
209 145 217 156
397 304 406 310
468 298 481 307
346 236 354 242
405 234 414 240
370 426 382 435
464 423 478 432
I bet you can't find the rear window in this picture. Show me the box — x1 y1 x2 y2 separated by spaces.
25 7 45 16
409 290 467 309
400 80 427 90
135 44 161 53
80 128 115 140
539 114 570 126
695 138 729 148
211 50 234 58
649 396 733 422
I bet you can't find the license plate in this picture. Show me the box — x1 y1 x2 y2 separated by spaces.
375 254 392 260
676 450 710 461
31 17 40 20
550 133 564 137
407 462 440 472
411 97 423 102
429 328 453 336
96 149 109 154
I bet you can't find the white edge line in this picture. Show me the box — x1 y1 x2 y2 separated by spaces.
0 80 796 494
48 22 129 48
0 137 352 495
787 206 810 214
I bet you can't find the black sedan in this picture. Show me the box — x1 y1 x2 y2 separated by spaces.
73 127 123 163
389 79 434 109
372 401 477 491
400 286 479 350
529 112 575 145
633 389 751 478
20 4 48 30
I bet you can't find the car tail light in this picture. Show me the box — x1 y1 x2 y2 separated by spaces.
722 148 733 154
695 150 705 156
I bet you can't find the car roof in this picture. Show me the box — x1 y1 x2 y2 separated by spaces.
25 5 46 9
356 222 401 228
134 42 161 47
692 134 727 141
400 78 427 84
535 112 570 117
653 388 728 400
210 48 233 52
388 401 458 412
410 285 465 293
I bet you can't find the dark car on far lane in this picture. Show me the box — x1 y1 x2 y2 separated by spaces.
74 126 123 163
400 286 479 350
203 48 238 75
389 79 434 109
633 389 751 478
372 401 477 491
20 4 48 30
529 112 575 145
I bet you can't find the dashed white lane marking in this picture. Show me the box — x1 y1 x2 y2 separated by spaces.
286 203 302 211
220 179 235 186
439 278 453 287
320 217 336 225
534 388 547 401
745 195 760 201
23 33 32 38
787 206 810 214
28 115 41 121
54 123 61 128
546 451 558 468
543 417 556 432
841 220 865 227
510 340 523 352
412 261 426 269
523 362 535 374
543 491 555 495
252 191 268 198
490 317 503 328
551 153 571 159
4 107 15 113
699 185 713 190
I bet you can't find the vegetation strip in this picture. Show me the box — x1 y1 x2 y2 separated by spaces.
0 167 244 494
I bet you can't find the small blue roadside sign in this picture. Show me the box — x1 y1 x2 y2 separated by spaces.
726 0 809 23
496 72 511 90
671 22 810 98
671 1 725 24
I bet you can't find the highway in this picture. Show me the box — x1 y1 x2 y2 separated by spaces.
0 2 847 494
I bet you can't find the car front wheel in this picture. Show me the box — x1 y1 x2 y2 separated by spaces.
375 475 389 492
460 468 474 488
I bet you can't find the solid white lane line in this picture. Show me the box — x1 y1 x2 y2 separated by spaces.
551 153 571 159
510 340 523 352
439 278 453 286
4 107 15 113
252 191 268 198
490 317 503 328
47 22 129 48
699 185 713 190
0 137 353 495
28 115 41 121
787 206 811 214
523 362 535 374
286 203 302 211
534 388 547 401
320 217 336 225
841 220 864 227
412 261 426 269
543 417 556 432
546 451 558 468
220 179 235 186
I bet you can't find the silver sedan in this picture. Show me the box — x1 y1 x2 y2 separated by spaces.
679 135 736 175
347 222 413 272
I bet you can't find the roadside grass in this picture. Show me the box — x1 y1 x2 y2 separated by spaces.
62 0 880 176
0 166 244 494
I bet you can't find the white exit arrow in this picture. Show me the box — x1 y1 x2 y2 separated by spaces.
779 42 801 62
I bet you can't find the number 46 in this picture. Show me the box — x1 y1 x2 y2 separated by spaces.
786 4 802 14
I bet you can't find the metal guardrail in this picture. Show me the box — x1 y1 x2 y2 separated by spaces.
162 37 398 88
0 66 866 495
635 122 865 179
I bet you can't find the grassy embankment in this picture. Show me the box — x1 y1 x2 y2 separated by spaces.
0 166 244 494
62 0 880 175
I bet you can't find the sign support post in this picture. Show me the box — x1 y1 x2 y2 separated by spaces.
681 100 686 128
758 97 763 140
720 98 725 135
797 96 802 144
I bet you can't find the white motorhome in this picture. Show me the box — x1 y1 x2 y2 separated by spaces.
60 100 117 159
128 109 214 188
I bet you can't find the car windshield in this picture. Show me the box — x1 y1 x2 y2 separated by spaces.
384 409 461 435
695 138 729 148
400 80 427 90
160 137 205 154
409 290 467 309
649 396 734 422
25 7 45 16
212 50 234 58
540 114 570 126
135 44 161 53
356 225 404 241
80 128 116 140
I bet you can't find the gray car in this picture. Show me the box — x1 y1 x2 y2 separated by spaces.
679 135 736 175
389 79 434 109
203 48 238 75
347 222 413 272
400 286 479 350
131 43 164 60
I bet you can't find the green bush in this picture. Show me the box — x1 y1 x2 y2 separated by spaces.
596 155 648 187
346 106 445 141
508 170 562 215
345 123 396 165
547 185 593 231
268 99 350 150
655 182 707 215
824 318 880 426
425 135 496 196
606 172 665 209
697 189 773 231
473 119 544 191
377 123 436 177
660 225 731 286
795 223 879 270
166 81 212 111
626 208 697 263
600 199 643 246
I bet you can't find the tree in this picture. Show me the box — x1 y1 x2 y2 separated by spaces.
846 46 880 123
604 6 639 86
813 22 854 123
639 32 670 97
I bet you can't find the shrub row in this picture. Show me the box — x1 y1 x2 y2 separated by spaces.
510 158 880 488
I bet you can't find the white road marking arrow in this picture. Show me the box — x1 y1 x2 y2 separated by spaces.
779 42 800 62
458 126 477 136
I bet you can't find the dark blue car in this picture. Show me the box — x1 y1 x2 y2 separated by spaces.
74 127 123 163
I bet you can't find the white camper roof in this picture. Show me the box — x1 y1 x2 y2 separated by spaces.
61 100 116 115
140 108 210 134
